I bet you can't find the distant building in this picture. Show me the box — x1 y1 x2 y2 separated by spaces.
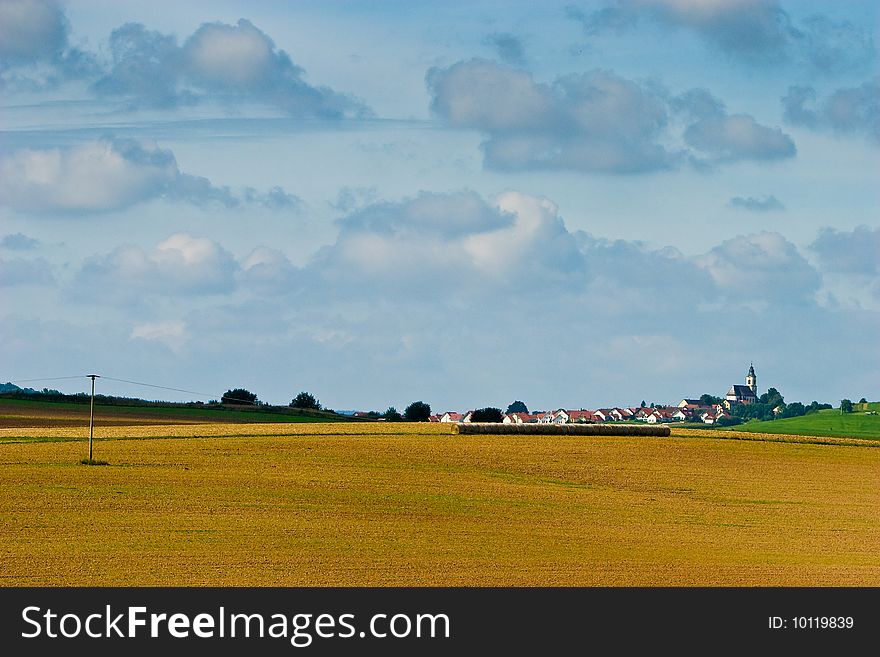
725 363 758 406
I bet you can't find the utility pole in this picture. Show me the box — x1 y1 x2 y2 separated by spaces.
87 374 99 461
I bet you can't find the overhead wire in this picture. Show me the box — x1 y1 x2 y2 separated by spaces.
4 374 259 405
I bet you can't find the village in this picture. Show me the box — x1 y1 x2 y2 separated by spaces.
428 364 763 426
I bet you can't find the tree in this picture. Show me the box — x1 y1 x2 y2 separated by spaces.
471 407 504 423
759 387 784 408
730 402 774 422
859 397 867 404
506 400 529 414
840 399 853 414
779 402 806 418
700 394 722 406
640 400 646 408
290 391 321 410
404 401 431 422
383 407 402 422
222 388 257 405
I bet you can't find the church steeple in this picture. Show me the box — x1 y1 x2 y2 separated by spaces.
746 363 757 394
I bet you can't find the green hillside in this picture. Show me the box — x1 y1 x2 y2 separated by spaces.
728 408 880 440
0 397 353 425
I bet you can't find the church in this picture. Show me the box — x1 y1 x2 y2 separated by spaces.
724 364 758 407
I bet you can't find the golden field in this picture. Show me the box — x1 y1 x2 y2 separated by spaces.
1 422 879 586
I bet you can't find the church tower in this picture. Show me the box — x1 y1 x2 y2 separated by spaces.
746 363 757 395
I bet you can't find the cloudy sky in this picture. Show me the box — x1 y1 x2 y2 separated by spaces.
1 0 877 411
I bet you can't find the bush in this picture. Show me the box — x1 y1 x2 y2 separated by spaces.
715 417 742 427
290 391 321 410
404 401 431 422
383 407 402 422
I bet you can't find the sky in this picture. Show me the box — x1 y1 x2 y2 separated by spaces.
1 0 878 411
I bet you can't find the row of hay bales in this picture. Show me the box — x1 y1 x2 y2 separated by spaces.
455 423 671 436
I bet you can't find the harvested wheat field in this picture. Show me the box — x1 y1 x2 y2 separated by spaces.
1 422 878 586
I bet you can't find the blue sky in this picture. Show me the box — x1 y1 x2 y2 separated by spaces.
1 0 877 410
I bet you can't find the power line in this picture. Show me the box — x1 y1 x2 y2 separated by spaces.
100 376 218 399
5 373 260 406
7 375 88 384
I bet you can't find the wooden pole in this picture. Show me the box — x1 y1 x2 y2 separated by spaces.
87 374 99 461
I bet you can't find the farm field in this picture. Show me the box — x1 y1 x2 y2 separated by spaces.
1 421 878 586
725 409 880 440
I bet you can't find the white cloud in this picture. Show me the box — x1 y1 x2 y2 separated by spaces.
0 0 96 88
77 233 238 300
727 195 785 212
428 60 794 173
783 80 880 143
696 232 821 304
0 0 67 62
0 137 300 214
94 19 370 117
570 1 875 73
130 320 188 350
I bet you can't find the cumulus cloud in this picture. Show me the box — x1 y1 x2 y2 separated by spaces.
76 233 238 300
0 137 301 214
0 0 96 87
674 88 795 163
696 232 821 304
307 190 585 298
568 1 874 73
782 79 879 143
683 114 795 162
576 234 716 308
428 60 676 174
0 256 54 286
94 19 369 117
484 32 526 66
727 195 785 212
428 60 794 173
239 246 299 292
810 226 880 276
1 233 40 250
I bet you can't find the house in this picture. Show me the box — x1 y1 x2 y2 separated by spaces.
701 410 731 425
672 408 691 422
505 412 537 424
567 410 596 423
679 399 703 408
461 411 474 423
594 409 614 422
428 414 441 423
552 409 570 424
645 408 674 423
440 412 463 423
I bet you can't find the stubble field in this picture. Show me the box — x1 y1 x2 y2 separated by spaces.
1 420 878 587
